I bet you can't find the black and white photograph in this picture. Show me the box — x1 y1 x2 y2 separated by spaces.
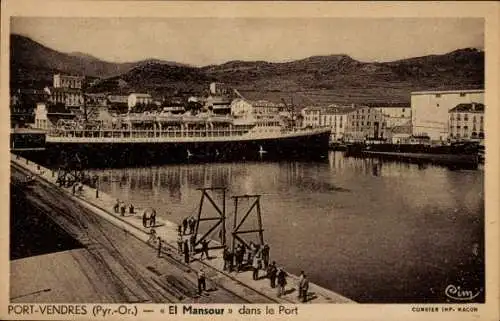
2 1 499 320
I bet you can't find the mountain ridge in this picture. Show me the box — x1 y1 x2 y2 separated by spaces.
10 34 484 104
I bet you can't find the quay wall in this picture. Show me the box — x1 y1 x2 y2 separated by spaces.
10 153 354 304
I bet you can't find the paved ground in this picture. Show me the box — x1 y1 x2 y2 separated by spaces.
11 154 354 304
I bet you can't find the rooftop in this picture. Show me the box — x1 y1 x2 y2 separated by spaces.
411 89 484 96
449 102 485 113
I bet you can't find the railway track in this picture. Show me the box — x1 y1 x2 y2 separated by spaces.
11 163 280 304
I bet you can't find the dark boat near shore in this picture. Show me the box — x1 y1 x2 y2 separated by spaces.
345 142 482 169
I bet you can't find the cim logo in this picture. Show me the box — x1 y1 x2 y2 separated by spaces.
445 284 482 301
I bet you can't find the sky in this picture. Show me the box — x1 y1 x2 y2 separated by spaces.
11 17 484 66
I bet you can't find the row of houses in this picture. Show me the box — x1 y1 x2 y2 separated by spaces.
302 89 485 143
12 74 486 144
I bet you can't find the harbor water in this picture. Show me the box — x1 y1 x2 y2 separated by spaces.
85 151 484 303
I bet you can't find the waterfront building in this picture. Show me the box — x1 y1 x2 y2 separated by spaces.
107 95 129 113
448 102 485 141
344 106 388 142
301 107 322 128
231 99 285 117
46 74 86 110
48 87 84 109
10 89 50 127
53 74 84 89
210 82 231 96
128 93 153 111
364 102 412 128
319 105 354 142
411 89 484 141
34 102 75 129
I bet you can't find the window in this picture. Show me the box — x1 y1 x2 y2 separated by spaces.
437 103 440 107
402 108 405 113
464 114 468 121
460 92 466 97
457 114 461 121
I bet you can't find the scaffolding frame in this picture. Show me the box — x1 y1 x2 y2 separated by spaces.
193 187 227 250
230 194 264 254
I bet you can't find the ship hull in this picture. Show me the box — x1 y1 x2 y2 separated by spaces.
20 130 331 168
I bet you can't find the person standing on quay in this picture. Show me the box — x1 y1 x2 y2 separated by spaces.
200 239 210 260
267 261 277 288
188 216 196 234
177 235 184 255
150 209 157 227
262 244 270 269
157 237 162 258
189 234 196 255
223 246 231 271
252 254 260 280
235 244 244 272
197 269 206 295
183 240 190 264
182 217 188 235
276 267 287 297
298 271 309 303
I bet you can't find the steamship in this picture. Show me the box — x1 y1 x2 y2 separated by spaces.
37 110 331 167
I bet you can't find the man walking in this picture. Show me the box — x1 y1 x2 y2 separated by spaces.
200 239 210 260
197 269 206 295
267 261 277 288
276 267 287 297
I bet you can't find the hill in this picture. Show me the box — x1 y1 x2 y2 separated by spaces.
10 34 484 104
10 34 188 89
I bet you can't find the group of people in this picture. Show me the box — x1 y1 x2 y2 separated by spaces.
221 242 309 301
222 242 270 275
113 199 136 218
179 216 197 235
177 232 211 264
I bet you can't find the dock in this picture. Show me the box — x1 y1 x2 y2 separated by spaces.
10 153 354 304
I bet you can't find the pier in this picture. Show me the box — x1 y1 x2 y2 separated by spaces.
10 154 353 304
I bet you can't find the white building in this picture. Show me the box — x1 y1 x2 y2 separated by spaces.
449 102 485 141
210 82 231 96
231 98 285 117
319 106 354 142
411 89 484 141
53 74 84 89
128 93 153 111
301 107 321 128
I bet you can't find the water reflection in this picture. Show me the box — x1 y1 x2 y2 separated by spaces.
89 151 484 303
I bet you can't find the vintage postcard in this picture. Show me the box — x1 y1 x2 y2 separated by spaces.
1 1 498 320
